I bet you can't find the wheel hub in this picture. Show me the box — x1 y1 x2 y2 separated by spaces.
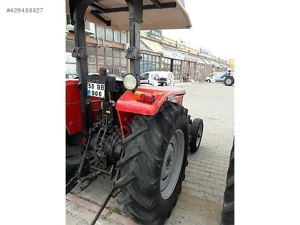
161 144 174 180
160 129 184 200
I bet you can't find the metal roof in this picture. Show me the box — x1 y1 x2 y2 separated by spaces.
66 0 192 30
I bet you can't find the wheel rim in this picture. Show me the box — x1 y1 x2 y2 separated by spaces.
196 125 203 147
225 79 231 85
160 129 184 200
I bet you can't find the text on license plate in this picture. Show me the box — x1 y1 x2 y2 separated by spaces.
87 82 105 98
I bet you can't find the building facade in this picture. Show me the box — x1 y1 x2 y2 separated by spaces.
65 20 228 82
66 21 128 79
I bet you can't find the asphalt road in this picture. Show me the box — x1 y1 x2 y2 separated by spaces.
66 82 234 225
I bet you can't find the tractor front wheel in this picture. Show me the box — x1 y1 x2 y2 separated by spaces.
115 102 189 225
189 118 204 153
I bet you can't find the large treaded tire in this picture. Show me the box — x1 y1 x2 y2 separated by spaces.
115 102 189 225
220 140 234 225
189 118 204 153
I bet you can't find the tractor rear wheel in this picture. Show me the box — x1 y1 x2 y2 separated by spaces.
115 102 189 225
220 140 234 225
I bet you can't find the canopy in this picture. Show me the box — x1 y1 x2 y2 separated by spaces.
66 0 192 30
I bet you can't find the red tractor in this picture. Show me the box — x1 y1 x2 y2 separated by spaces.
66 1 204 224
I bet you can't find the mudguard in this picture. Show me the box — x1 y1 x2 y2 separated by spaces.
66 80 103 135
66 80 83 135
116 86 186 138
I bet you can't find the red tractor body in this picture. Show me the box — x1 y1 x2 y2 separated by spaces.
117 86 185 138
66 79 185 138
66 79 83 135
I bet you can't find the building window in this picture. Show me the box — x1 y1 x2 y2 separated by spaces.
106 47 112 57
65 36 128 77
88 64 97 73
66 39 75 53
113 49 120 58
106 57 113 65
112 48 121 74
114 30 121 43
85 22 95 35
140 54 161 74
121 31 127 44
87 45 97 64
98 46 105 66
105 28 113 42
96 26 105 39
173 60 182 80
114 58 120 66
66 40 76 78
85 21 91 30
161 57 171 71
121 51 127 67
105 48 113 66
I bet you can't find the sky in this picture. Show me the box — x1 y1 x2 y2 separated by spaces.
163 0 236 60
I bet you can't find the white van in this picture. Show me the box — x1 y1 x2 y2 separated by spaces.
140 71 175 86
205 72 227 83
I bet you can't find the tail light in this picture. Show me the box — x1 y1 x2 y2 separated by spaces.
134 91 155 103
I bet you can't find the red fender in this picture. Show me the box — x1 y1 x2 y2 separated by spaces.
66 80 83 135
66 80 103 135
116 86 186 138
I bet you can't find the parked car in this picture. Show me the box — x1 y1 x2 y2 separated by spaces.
205 74 214 83
140 72 159 86
140 71 175 86
205 72 227 83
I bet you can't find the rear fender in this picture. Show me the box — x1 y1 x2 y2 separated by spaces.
66 80 103 135
66 80 83 135
116 86 185 138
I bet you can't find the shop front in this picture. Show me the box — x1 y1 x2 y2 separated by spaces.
140 53 161 74
65 22 128 78
162 47 185 81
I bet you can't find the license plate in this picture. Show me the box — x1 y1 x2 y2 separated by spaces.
87 82 105 98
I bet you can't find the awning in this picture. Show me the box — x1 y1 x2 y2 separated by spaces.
66 0 192 31
162 45 185 60
141 37 166 53
206 59 216 66
197 57 207 64
200 58 213 65
140 39 152 52
183 53 199 62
